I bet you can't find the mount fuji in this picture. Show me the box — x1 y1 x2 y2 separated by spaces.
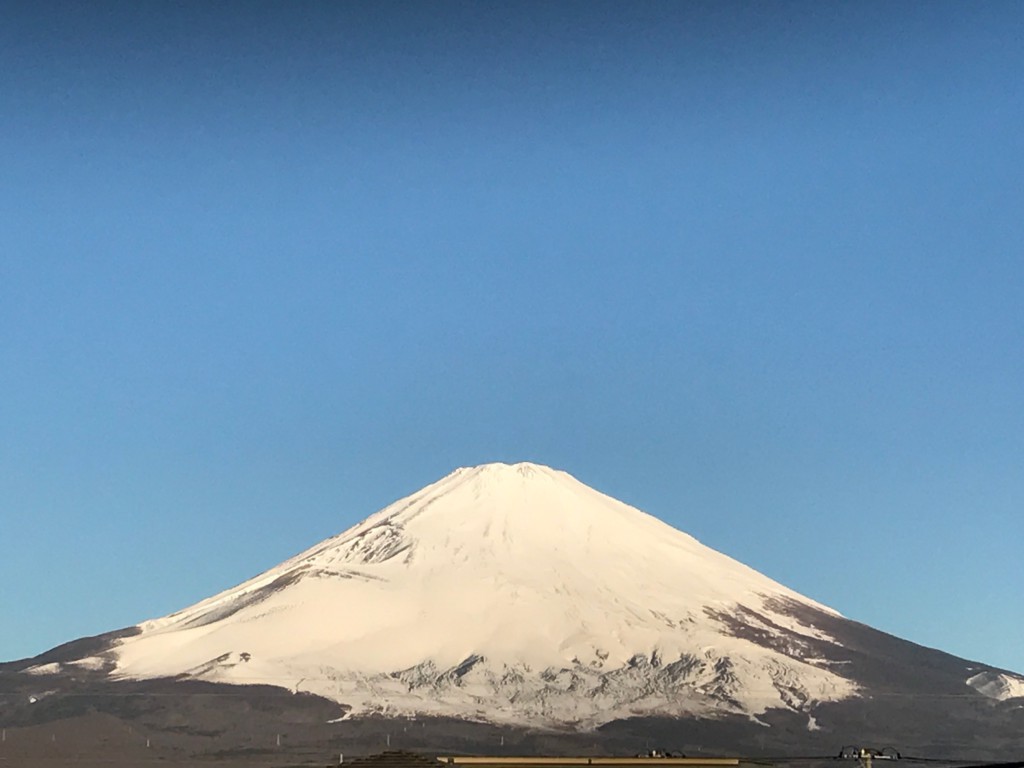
6 462 1024 755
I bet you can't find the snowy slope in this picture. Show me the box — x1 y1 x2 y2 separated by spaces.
967 671 1024 701
55 462 860 727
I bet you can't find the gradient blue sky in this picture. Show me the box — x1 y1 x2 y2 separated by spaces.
2 1 1022 674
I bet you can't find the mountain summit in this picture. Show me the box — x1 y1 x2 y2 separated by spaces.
20 462 1024 732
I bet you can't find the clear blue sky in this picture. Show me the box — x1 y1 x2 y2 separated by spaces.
2 1 1022 675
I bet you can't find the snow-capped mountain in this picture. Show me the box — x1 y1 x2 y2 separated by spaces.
24 462 857 727
16 462 1024 735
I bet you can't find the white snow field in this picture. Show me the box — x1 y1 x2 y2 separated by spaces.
967 671 1024 701
72 462 861 727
